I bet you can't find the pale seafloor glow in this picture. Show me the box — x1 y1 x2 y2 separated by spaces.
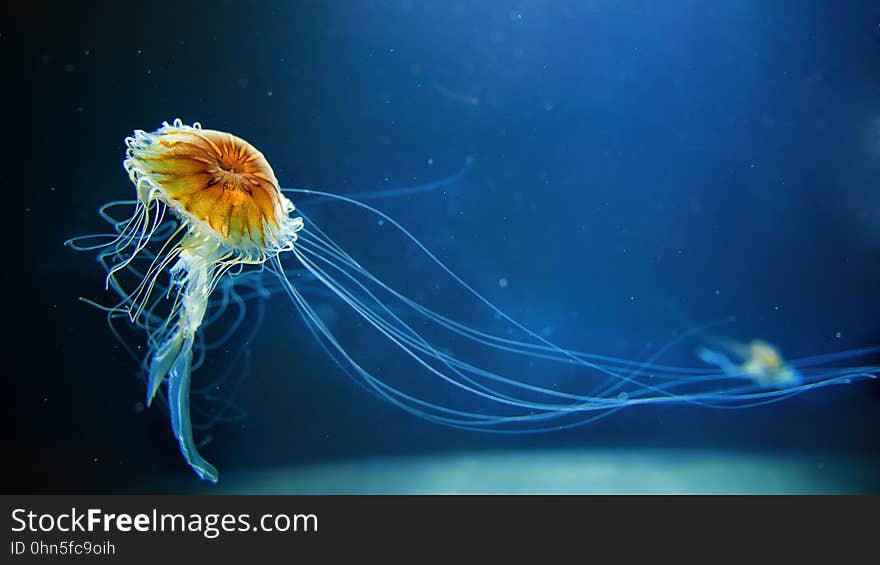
181 449 880 495
68 119 879 487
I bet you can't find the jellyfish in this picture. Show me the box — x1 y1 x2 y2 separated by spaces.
697 338 802 389
68 119 880 483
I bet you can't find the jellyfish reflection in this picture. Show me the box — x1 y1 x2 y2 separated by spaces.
68 120 879 483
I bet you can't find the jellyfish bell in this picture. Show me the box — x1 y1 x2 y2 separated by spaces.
69 119 879 485
740 340 803 388
696 337 803 389
124 119 303 257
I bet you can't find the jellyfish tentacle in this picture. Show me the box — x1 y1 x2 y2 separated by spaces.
290 201 731 408
284 188 696 388
272 256 652 431
285 191 879 414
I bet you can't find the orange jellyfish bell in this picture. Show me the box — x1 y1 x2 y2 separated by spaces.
124 118 303 258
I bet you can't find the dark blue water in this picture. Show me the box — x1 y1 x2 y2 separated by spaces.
6 1 879 493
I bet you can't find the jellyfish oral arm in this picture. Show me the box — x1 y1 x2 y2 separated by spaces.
146 236 224 483
167 329 218 483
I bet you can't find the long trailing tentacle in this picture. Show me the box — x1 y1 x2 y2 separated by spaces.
276 187 879 429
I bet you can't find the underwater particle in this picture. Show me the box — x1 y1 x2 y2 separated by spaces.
835 331 842 339
238 77 249 88
498 277 508 288
64 63 74 72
